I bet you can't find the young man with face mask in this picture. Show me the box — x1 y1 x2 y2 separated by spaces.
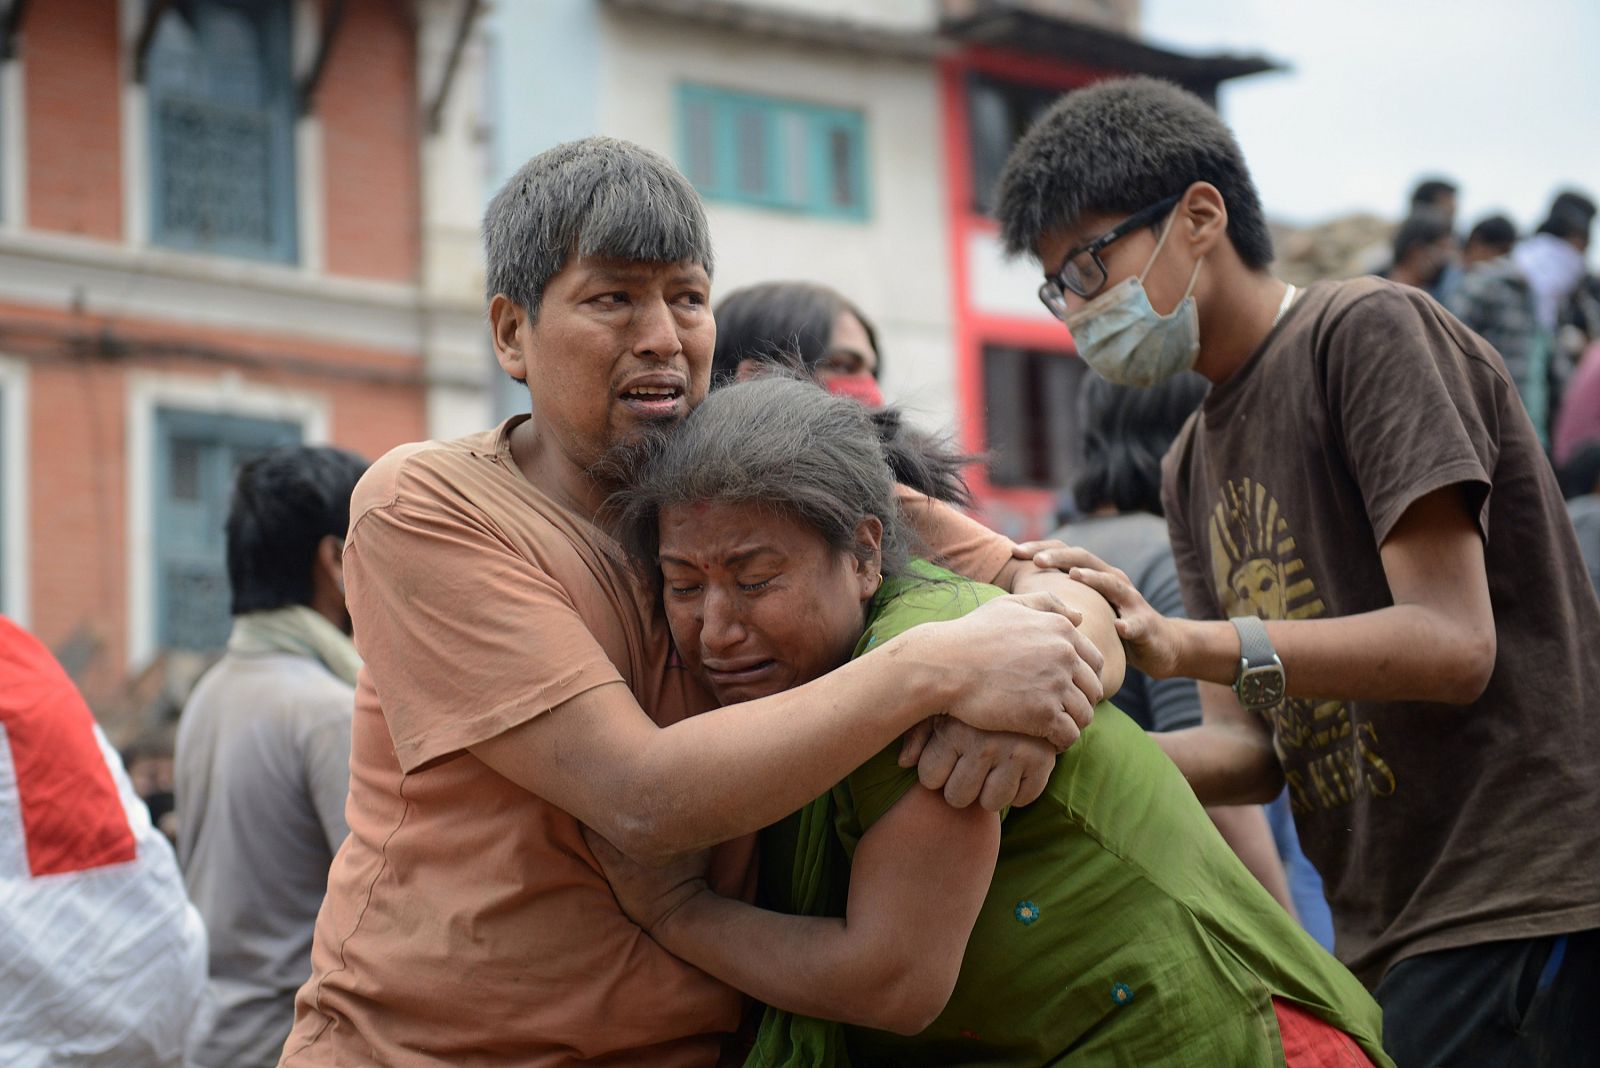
997 77 1600 1067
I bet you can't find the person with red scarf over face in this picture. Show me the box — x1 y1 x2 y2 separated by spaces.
712 281 885 407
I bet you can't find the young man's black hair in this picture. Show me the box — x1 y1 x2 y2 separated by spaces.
994 76 1274 269
226 445 369 615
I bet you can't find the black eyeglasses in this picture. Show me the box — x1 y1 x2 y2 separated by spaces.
1038 195 1182 319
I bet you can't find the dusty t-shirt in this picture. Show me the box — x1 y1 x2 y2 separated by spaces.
279 416 1015 1067
1162 276 1600 986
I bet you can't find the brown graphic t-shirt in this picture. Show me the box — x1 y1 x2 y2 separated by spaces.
1163 276 1600 986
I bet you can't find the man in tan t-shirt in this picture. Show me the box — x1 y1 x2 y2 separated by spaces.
280 137 1122 1067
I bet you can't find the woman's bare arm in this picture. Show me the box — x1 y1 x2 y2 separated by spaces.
593 786 1000 1035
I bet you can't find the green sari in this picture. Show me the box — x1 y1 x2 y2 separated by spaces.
747 560 1392 1067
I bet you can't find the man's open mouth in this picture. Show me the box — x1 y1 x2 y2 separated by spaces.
618 381 686 416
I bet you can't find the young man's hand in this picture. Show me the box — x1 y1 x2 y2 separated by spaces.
1014 541 1185 679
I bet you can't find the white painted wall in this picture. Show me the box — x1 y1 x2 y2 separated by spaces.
595 9 961 433
967 230 1061 326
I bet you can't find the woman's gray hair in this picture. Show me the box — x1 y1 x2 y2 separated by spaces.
484 137 714 319
605 375 971 581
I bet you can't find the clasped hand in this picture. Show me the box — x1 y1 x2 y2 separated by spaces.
899 589 1107 812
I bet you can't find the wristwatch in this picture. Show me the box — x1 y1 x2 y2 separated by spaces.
1230 615 1285 711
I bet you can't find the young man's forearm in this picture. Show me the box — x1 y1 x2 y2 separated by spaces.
1154 723 1283 806
1169 606 1494 706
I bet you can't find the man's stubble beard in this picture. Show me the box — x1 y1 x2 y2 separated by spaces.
584 412 687 491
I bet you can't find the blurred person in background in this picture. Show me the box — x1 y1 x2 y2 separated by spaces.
1460 214 1517 268
1 617 207 1067
1051 371 1334 949
712 281 883 406
1445 214 1551 443
1557 443 1600 599
1515 191 1596 424
123 730 181 844
1408 177 1458 232
175 446 368 1068
1552 275 1600 464
1383 210 1456 294
1408 178 1460 300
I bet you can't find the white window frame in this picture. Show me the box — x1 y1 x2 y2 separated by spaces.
125 370 328 670
0 355 28 625
0 44 26 228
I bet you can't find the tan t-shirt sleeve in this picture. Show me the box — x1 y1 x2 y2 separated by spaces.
345 498 625 774
895 484 1015 585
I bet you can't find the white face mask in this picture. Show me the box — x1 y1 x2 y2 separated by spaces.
1064 219 1204 388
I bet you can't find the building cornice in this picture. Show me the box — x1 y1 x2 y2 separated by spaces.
0 228 484 357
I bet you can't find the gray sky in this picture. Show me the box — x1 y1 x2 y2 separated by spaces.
1141 0 1598 239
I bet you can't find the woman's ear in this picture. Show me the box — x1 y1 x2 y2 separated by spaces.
1180 181 1229 258
853 516 885 599
735 358 765 382
490 294 530 382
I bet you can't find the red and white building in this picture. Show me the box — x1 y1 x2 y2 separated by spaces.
0 0 489 722
494 0 1277 539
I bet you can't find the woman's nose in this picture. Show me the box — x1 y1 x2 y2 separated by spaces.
700 588 746 652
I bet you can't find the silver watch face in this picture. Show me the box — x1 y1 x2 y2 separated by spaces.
1237 666 1286 709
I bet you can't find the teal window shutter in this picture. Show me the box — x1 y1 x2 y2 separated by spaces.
147 0 298 262
677 84 869 221
153 408 302 652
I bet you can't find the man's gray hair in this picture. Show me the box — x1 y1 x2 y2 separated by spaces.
483 136 715 318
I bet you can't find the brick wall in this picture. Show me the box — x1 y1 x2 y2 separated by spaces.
319 0 423 282
7 301 428 711
23 0 124 240
19 0 423 283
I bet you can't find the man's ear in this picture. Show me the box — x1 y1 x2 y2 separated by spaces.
1179 181 1229 258
853 515 885 598
316 535 345 595
490 293 530 382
